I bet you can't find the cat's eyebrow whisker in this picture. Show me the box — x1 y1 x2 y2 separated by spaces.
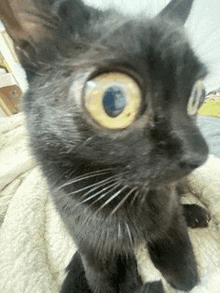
95 185 128 214
109 187 138 217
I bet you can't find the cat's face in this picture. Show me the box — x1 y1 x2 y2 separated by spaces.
1 0 208 190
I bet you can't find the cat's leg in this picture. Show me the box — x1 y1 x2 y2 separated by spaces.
147 210 198 291
60 251 91 293
117 254 143 292
182 203 210 228
61 251 119 293
61 251 165 293
118 254 165 293
80 252 119 293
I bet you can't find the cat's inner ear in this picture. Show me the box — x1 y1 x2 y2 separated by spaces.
0 0 92 78
0 0 50 46
0 0 91 43
157 0 194 25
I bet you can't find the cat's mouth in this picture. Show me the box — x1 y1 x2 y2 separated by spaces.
120 173 181 192
120 160 197 191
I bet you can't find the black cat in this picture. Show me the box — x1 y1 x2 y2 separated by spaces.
0 0 210 292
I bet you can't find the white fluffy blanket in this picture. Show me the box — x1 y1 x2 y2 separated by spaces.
0 113 220 293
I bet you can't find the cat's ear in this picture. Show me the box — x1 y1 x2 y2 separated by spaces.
0 0 92 79
0 0 46 46
157 0 194 25
0 0 91 44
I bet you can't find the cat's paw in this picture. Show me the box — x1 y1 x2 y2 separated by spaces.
182 204 211 228
148 241 199 292
147 208 199 292
60 252 91 293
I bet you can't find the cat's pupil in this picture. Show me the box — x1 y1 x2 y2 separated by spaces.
102 86 126 117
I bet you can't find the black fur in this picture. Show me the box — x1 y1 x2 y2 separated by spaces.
61 251 165 293
0 0 210 292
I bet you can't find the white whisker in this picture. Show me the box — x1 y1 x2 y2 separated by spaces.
126 223 133 245
140 191 148 204
62 174 121 196
55 168 114 191
95 185 128 214
109 187 138 217
63 182 121 215
79 181 119 205
118 222 122 240
79 179 117 201
91 183 122 206
130 190 140 206
78 183 123 224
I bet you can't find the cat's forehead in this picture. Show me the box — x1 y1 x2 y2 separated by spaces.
74 13 205 90
0 0 207 89
92 12 186 54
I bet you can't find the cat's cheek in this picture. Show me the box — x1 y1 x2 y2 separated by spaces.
68 69 94 112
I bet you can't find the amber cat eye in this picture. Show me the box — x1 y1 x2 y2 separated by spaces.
84 72 142 129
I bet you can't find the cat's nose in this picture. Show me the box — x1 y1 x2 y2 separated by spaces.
171 113 209 173
178 130 208 173
179 152 208 172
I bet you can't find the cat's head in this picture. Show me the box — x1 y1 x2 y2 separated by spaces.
0 0 208 190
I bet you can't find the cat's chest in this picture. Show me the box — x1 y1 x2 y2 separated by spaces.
56 188 176 255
